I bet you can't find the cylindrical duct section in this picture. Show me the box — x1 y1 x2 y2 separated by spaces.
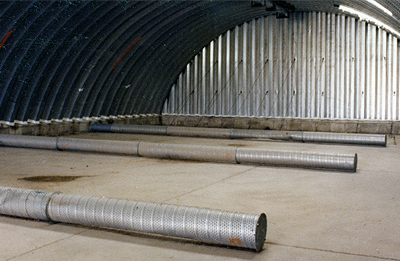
57 137 139 155
90 124 112 132
0 186 54 220
48 193 266 251
0 134 58 150
230 129 297 141
90 124 387 146
0 186 267 252
167 126 232 139
111 124 168 135
300 132 387 147
0 134 358 171
138 142 237 163
236 148 357 172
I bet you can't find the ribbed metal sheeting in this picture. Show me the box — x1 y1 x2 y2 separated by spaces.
0 186 267 252
90 124 388 146
163 11 400 121
0 1 270 122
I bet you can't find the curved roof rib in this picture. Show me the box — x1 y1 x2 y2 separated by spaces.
0 1 398 121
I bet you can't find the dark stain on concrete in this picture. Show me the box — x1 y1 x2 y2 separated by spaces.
19 175 89 182
228 143 247 147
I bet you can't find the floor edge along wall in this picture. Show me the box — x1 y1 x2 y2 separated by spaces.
0 114 400 136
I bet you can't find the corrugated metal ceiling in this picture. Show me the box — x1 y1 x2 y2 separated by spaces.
0 1 399 122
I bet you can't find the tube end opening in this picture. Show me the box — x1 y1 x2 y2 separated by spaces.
353 153 358 172
255 213 267 252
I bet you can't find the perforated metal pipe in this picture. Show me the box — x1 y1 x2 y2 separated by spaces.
166 126 231 139
0 134 58 150
230 129 298 141
236 148 357 172
138 142 237 163
111 124 168 135
0 186 267 252
90 124 387 146
0 186 54 220
57 137 139 155
299 132 387 146
0 134 357 171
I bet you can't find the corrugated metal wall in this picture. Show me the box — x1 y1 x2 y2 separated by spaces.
163 12 400 121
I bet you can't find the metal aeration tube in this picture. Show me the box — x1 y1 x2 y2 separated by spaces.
0 134 357 171
0 186 267 252
91 124 387 146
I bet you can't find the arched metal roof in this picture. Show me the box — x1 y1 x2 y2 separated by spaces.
0 0 399 121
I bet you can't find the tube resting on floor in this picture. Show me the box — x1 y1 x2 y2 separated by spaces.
0 186 267 252
91 124 387 147
0 134 357 171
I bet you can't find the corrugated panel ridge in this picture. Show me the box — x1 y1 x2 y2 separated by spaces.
163 11 400 121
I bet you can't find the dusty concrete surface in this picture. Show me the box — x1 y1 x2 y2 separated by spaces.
1 133 399 260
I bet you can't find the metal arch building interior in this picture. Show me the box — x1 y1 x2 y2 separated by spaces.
0 0 399 122
1 1 400 259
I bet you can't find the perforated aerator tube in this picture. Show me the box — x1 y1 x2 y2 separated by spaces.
0 134 357 171
0 186 267 252
91 124 387 146
0 186 54 220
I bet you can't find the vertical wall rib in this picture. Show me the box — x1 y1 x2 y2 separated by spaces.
163 12 400 121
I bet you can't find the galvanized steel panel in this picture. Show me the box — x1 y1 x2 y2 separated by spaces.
164 12 400 121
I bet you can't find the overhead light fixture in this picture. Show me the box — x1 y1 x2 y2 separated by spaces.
364 0 392 16
339 5 400 38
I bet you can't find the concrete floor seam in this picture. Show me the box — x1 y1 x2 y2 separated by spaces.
163 166 258 203
266 242 400 261
5 228 91 261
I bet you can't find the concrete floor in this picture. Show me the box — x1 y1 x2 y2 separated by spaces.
1 133 399 260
